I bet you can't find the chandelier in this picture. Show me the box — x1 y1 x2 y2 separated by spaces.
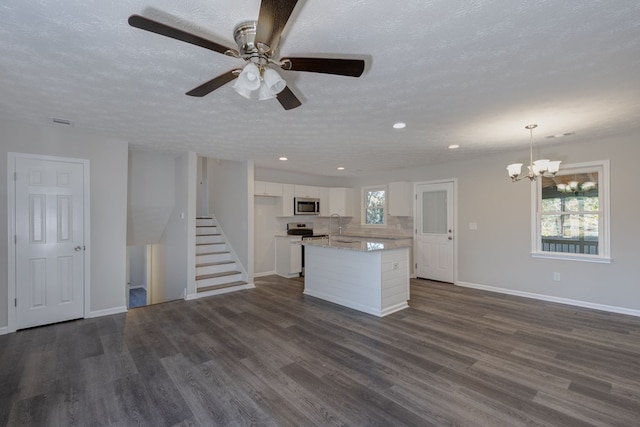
507 124 561 181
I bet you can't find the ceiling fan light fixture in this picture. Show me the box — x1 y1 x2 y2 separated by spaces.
258 81 276 100
232 79 253 98
237 62 261 91
262 68 286 95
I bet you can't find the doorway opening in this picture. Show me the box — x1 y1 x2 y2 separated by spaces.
127 245 151 308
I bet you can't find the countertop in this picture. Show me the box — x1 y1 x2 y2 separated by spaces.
302 237 411 252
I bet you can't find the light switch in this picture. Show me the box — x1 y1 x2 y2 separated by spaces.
469 222 477 230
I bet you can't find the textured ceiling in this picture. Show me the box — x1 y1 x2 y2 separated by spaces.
1 1 639 176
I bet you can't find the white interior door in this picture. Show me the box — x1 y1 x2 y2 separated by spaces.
415 182 454 282
14 156 85 329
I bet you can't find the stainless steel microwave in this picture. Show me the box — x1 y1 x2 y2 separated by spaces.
294 197 320 215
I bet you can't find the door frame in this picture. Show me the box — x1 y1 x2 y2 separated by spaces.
7 152 91 333
413 178 458 283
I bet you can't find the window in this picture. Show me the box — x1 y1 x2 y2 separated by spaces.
362 186 386 226
533 160 610 263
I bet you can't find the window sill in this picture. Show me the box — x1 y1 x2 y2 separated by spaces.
531 252 612 264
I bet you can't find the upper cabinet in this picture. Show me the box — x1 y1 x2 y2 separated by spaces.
294 185 320 199
388 181 413 216
281 184 294 216
318 187 330 216
255 181 284 197
328 187 354 217
254 180 354 217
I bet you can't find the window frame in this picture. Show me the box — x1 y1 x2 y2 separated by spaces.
531 160 611 263
361 185 387 227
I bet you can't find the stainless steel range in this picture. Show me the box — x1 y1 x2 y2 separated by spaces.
287 223 328 276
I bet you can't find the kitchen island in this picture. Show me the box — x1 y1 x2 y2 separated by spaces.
302 237 411 317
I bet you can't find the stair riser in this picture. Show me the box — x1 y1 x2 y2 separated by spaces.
196 253 231 264
196 243 226 254
197 263 237 276
196 235 224 244
196 218 215 226
196 226 218 235
197 273 243 288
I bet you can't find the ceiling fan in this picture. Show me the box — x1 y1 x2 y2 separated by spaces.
128 0 365 110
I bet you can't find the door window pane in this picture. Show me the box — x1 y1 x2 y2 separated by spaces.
423 190 447 234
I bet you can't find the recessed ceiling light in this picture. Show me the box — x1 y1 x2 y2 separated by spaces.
393 122 406 129
337 166 345 170
279 157 288 161
448 144 460 149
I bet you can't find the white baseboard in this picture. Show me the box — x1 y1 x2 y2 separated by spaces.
456 281 640 318
253 271 276 278
185 283 255 301
88 306 128 318
0 326 8 336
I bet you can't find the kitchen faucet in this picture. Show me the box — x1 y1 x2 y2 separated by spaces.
329 213 342 239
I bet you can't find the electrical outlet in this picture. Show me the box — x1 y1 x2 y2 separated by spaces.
392 262 400 270
553 272 561 281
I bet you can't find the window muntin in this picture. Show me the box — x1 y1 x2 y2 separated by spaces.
533 161 610 262
362 186 386 226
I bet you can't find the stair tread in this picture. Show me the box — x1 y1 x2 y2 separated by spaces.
196 251 231 256
196 217 213 219
196 242 225 246
196 271 242 280
196 261 235 267
197 281 247 293
196 233 222 236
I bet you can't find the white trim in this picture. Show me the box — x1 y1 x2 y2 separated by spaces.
456 281 640 318
7 153 91 333
0 327 8 336
185 282 255 300
531 253 612 264
253 271 277 278
88 306 128 318
531 160 610 263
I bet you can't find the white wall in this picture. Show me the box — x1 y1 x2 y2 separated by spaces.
145 152 194 304
127 150 176 246
1 119 128 327
208 158 252 278
347 133 640 313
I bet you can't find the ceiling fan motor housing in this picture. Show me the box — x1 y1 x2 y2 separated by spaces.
234 21 270 65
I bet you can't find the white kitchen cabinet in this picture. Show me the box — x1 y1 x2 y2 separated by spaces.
388 181 413 216
275 236 302 278
318 187 330 216
281 184 294 216
328 187 354 216
254 181 283 197
294 185 320 198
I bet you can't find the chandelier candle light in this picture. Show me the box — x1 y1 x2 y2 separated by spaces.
507 124 561 182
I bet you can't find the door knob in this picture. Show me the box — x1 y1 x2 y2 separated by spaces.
74 246 82 251
448 237 453 240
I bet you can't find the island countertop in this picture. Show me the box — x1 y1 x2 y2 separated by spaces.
302 237 411 252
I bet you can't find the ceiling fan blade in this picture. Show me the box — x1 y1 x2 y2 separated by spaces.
276 86 302 110
282 57 365 77
128 14 233 55
186 70 239 97
255 0 299 52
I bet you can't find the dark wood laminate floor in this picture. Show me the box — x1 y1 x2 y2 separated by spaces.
2 276 640 426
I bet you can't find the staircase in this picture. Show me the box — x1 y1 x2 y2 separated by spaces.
196 217 248 294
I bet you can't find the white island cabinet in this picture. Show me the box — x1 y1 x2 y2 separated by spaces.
303 239 410 317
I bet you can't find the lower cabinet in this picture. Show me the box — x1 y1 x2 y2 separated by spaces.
275 236 302 278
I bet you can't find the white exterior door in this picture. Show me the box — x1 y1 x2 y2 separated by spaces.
415 182 454 282
14 156 86 329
